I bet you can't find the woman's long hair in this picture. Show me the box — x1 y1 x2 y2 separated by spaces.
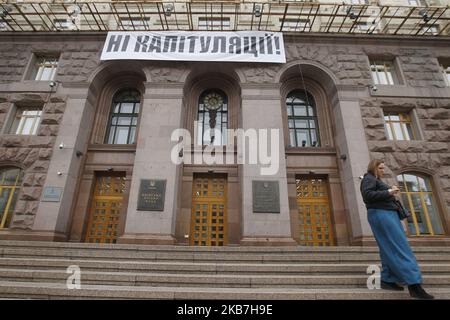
367 159 384 177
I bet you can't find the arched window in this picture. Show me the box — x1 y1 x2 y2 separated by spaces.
286 90 320 147
397 173 444 236
197 89 228 146
105 89 140 144
0 167 23 229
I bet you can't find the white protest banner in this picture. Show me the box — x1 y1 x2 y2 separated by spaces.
101 31 285 63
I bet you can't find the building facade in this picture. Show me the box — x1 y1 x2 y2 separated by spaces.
0 0 449 246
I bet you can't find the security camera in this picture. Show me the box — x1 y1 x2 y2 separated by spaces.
59 142 64 149
49 81 57 88
369 85 378 92
57 171 63 176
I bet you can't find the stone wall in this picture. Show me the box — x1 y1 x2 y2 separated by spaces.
360 97 450 210
0 34 449 236
0 93 66 229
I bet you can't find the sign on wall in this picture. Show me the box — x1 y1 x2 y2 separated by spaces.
101 31 286 63
41 187 63 202
137 179 166 211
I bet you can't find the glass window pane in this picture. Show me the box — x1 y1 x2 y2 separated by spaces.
108 127 116 144
310 130 318 146
385 124 394 140
113 103 120 113
289 129 296 147
393 122 405 140
295 120 308 128
287 106 292 116
386 71 394 85
21 118 34 135
423 194 444 235
117 117 131 126
134 103 140 113
404 123 414 140
288 120 295 128
115 127 129 144
40 67 53 81
120 103 134 113
378 71 387 85
411 194 430 235
309 120 316 128
307 106 314 116
296 130 309 146
129 127 136 144
404 174 419 192
371 71 379 84
293 105 307 116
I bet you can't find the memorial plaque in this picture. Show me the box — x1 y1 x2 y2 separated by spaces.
252 180 280 213
41 187 63 202
137 179 166 211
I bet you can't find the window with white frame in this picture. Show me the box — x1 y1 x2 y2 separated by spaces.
383 111 416 141
198 17 230 30
9 107 42 135
30 55 59 81
119 17 150 30
370 59 397 85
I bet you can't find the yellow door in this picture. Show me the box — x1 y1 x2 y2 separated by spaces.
190 174 228 246
296 177 334 246
84 175 125 244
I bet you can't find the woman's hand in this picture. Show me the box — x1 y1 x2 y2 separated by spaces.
388 185 400 195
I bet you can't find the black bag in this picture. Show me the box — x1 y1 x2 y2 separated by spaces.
394 199 411 220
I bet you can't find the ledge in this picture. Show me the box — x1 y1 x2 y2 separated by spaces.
285 146 337 156
87 144 137 153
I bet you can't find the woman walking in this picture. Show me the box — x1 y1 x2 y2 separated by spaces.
360 159 434 299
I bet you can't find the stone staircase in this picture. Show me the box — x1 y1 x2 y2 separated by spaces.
0 240 450 299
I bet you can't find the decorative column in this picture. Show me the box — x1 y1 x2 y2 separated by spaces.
119 82 183 244
239 84 296 246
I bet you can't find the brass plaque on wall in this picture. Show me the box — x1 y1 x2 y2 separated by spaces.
137 179 166 211
252 180 280 213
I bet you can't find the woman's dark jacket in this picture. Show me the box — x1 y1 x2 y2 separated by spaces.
360 172 398 211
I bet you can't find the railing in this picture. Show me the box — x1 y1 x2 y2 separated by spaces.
0 1 449 36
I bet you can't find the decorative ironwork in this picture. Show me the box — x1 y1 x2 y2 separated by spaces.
0 1 448 36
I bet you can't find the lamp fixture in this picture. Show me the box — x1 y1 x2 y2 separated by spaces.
164 3 174 17
254 4 262 18
419 9 431 23
346 8 357 20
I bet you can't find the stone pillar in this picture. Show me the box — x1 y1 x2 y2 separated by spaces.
118 83 183 244
33 89 94 240
332 88 373 244
239 85 296 246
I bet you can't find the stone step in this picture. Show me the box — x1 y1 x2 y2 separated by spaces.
1 268 449 288
1 281 449 300
2 240 450 253
2 248 450 263
1 258 450 275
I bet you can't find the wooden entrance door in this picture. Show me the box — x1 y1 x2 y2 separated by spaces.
296 177 334 246
84 175 125 244
190 173 228 246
